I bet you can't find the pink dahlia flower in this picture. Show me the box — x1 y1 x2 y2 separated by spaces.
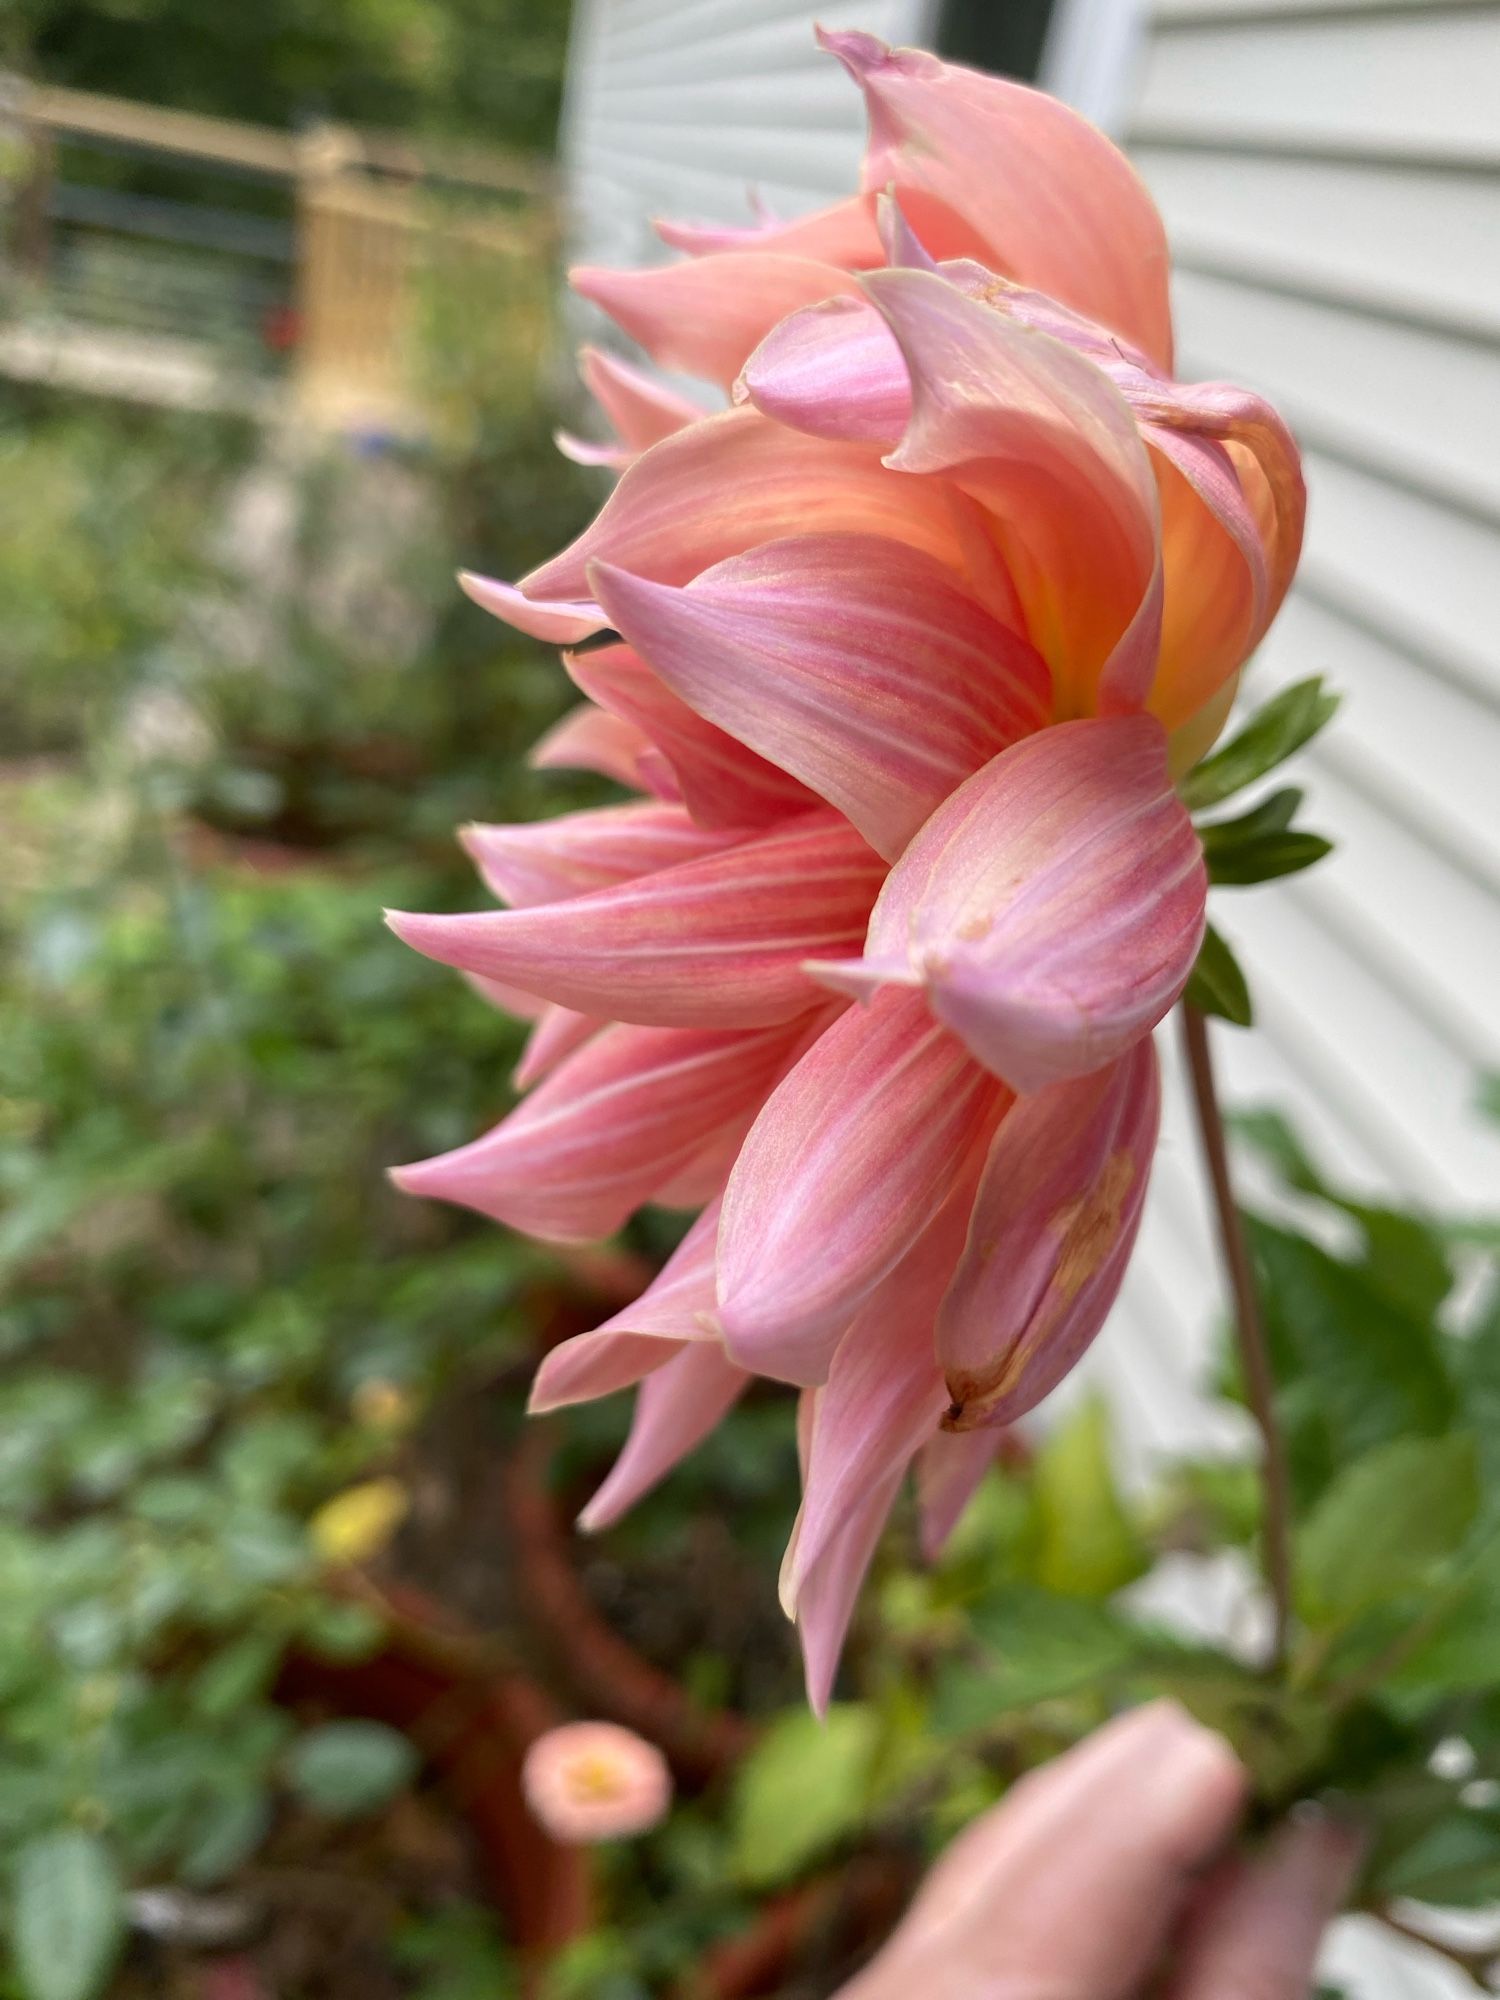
521 1721 672 1844
390 31 1304 1708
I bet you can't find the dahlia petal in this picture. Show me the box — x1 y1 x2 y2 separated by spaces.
388 815 884 1030
842 715 1204 1093
1149 442 1263 734
579 343 702 453
735 295 910 447
1135 379 1305 630
555 430 629 471
462 801 738 908
391 1019 804 1243
591 534 1051 861
578 1341 750 1532
528 702 666 794
916 1428 1008 1562
514 1004 601 1089
938 1039 1160 1430
458 570 607 645
818 28 1174 369
862 268 1162 717
654 192 883 267
528 1202 721 1414
781 1190 977 1615
795 1459 906 1716
567 643 820 830
717 987 1007 1384
521 406 967 606
572 254 863 390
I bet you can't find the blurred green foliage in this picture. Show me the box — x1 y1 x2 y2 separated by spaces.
0 155 596 1987
7 0 569 155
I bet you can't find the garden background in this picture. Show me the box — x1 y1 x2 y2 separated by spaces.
3 1 1500 1997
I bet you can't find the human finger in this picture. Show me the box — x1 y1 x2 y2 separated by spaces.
1163 1807 1362 2000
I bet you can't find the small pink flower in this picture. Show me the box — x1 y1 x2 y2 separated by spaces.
521 1722 672 1844
391 30 1305 1710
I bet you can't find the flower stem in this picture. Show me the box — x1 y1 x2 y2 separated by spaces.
1180 1002 1294 1671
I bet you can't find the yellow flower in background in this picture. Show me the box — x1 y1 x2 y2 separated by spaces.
309 1476 409 1565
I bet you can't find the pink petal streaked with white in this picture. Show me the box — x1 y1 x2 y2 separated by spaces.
717 987 1008 1385
578 1341 750 1532
819 716 1204 1093
938 1037 1161 1430
591 533 1050 861
389 813 884 1030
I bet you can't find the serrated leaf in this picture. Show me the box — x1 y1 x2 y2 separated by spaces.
730 1705 878 1887
1233 1111 1454 1320
1206 830 1333 887
1248 1217 1456 1487
1184 924 1253 1027
286 1720 418 1817
1180 677 1340 811
1030 1396 1147 1600
11 1830 124 2000
1298 1434 1478 1625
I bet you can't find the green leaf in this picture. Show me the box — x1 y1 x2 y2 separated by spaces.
1201 786 1305 841
1199 789 1335 886
1298 1434 1479 1625
1030 1397 1148 1600
1248 1216 1456 1486
180 1787 273 1887
11 1830 125 2000
1185 924 1253 1027
1206 830 1334 887
730 1705 879 1887
1374 1807 1500 1906
933 1587 1134 1732
1180 677 1341 811
286 1720 418 1817
1233 1111 1454 1320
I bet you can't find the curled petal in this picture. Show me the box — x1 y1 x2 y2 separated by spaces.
579 343 701 454
781 1189 976 1616
820 716 1204 1093
389 815 884 1030
592 534 1051 862
463 801 738 908
573 254 862 390
529 1202 721 1413
736 295 910 447
578 1341 750 1532
514 1005 601 1089
392 1019 804 1243
717 987 1008 1385
863 267 1162 717
458 570 607 645
938 1039 1160 1430
793 1458 906 1716
568 644 820 830
819 28 1174 369
916 1429 1009 1562
528 702 667 795
521 406 967 607
654 192 883 267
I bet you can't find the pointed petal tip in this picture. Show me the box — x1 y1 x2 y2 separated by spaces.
814 25 892 76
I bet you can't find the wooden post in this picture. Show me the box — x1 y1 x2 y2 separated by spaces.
293 122 417 434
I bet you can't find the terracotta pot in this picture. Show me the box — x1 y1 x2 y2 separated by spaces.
278 1588 590 1961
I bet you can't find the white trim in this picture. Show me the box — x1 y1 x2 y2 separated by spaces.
1038 0 1147 131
